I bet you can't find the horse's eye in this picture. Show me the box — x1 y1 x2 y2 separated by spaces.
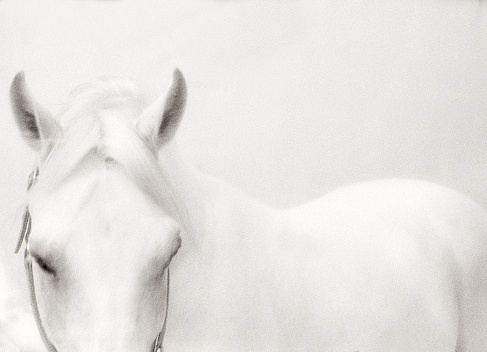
35 256 56 275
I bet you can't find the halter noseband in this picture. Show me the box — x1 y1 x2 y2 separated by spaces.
15 167 168 352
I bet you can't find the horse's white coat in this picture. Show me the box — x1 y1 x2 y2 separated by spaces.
8 72 487 351
163 171 487 352
0 263 44 351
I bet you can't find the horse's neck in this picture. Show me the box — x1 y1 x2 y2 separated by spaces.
158 146 281 333
158 144 277 252
158 147 286 346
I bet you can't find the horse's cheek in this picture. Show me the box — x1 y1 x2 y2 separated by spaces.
36 272 70 336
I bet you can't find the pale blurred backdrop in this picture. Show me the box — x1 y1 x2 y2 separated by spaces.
1 0 487 295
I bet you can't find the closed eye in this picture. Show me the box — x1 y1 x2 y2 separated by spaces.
33 255 56 275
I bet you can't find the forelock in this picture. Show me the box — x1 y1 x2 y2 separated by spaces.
58 77 146 125
31 77 183 220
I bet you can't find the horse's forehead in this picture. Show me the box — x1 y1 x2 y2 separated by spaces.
30 165 172 248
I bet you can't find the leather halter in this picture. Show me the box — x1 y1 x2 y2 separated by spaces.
15 168 169 352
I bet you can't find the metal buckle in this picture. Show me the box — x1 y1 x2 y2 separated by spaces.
27 167 39 190
14 167 38 254
15 208 31 254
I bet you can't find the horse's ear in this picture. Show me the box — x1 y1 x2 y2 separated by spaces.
10 72 60 152
137 69 187 149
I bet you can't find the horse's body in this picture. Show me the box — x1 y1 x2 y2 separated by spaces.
7 70 487 351
163 168 487 352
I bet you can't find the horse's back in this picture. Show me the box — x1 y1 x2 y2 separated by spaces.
291 179 487 259
275 179 487 351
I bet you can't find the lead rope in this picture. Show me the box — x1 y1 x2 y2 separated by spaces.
16 168 170 352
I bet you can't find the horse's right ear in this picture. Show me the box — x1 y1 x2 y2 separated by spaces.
10 72 60 152
137 69 187 150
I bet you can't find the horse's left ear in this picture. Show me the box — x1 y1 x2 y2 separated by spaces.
137 69 187 149
10 72 60 153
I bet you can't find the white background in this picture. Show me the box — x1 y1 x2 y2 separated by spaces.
1 0 487 291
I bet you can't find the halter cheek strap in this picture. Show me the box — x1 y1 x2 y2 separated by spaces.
15 168 170 352
25 237 58 352
153 267 170 352
14 167 38 255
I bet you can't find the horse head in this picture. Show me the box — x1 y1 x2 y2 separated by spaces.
10 69 187 351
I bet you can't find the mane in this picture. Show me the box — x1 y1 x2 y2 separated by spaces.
32 78 184 220
58 77 147 123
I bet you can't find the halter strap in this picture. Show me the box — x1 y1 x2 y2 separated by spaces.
14 207 31 254
14 167 38 254
24 240 58 351
153 267 170 352
15 167 170 351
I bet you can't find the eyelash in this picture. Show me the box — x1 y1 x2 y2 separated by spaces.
35 257 56 275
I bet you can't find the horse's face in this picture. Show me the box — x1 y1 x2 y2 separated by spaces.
28 166 181 351
10 70 187 351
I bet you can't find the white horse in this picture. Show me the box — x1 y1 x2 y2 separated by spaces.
8 69 487 351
